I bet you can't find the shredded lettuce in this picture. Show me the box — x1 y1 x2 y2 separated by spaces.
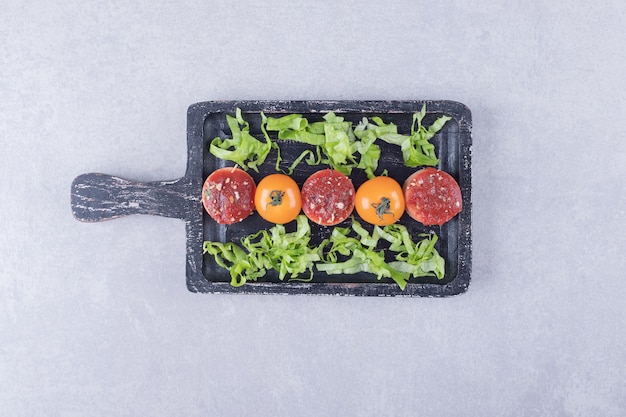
202 241 259 287
263 112 325 145
203 216 445 290
203 215 320 286
319 112 359 175
372 104 452 167
261 104 450 176
209 108 272 172
261 112 323 175
241 215 320 282
263 111 360 175
317 219 445 290
209 106 449 176
353 117 382 178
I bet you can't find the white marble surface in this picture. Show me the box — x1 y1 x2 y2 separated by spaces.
1 1 625 416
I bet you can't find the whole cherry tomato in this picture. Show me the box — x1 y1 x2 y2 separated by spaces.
354 176 405 226
254 174 302 224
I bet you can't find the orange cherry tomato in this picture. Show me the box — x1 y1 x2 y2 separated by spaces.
254 174 302 224
354 176 405 226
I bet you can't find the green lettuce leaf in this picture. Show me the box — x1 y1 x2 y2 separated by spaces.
203 215 320 286
372 104 451 167
204 216 445 290
209 108 272 172
317 219 445 290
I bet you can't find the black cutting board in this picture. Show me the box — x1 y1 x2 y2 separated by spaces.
71 100 472 296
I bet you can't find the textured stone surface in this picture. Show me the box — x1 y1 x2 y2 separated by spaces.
1 0 625 416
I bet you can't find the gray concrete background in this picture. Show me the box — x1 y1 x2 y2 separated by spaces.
1 1 625 416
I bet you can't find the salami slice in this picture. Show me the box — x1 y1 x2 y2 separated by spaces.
202 167 256 224
301 169 355 226
403 167 462 226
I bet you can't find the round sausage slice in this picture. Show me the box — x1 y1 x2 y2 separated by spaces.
301 169 355 226
202 167 256 224
403 167 462 226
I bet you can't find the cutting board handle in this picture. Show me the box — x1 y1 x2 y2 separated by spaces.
71 173 197 222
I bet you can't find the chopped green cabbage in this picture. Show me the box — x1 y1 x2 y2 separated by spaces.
209 108 272 172
203 216 445 290
317 219 445 290
357 104 452 168
203 215 320 287
262 104 450 176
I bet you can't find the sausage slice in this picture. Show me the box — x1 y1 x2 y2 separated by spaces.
301 169 355 226
403 167 462 226
202 167 256 224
